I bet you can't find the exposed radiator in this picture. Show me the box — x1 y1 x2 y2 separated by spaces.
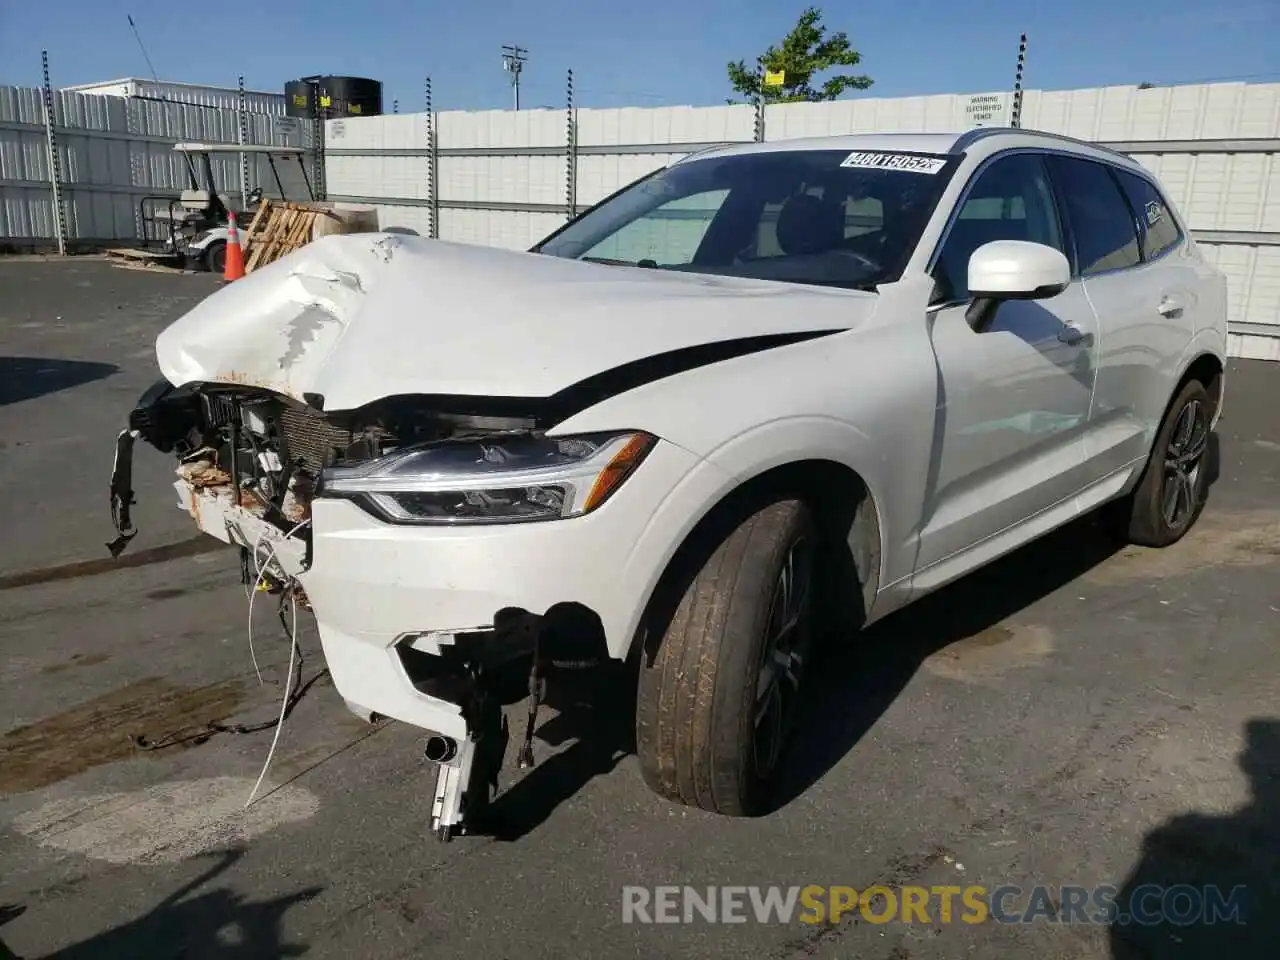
279 405 353 474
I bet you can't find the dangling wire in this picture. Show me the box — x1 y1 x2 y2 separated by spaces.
244 581 300 809
241 516 312 807
247 518 311 685
132 518 320 758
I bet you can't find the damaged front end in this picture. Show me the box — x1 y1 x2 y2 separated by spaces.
109 379 636 840
109 381 557 576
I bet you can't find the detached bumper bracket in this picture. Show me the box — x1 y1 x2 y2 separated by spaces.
107 427 141 557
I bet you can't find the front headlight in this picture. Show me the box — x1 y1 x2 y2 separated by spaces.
317 431 655 525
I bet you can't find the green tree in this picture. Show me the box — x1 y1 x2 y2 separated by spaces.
727 7 873 104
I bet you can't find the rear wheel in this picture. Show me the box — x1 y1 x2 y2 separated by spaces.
635 498 816 816
1105 378 1212 547
203 240 227 275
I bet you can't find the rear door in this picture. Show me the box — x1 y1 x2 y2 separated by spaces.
1045 155 1190 487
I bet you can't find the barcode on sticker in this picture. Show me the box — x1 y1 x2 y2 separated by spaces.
840 152 947 174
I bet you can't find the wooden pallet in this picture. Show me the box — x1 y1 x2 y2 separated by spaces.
240 200 338 273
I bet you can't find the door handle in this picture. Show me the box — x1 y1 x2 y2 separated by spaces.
1058 325 1093 346
1157 295 1184 318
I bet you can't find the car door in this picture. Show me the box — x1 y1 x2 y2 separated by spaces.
914 151 1099 577
1048 155 1198 484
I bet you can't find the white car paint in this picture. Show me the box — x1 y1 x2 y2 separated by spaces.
155 231 875 409
146 129 1228 744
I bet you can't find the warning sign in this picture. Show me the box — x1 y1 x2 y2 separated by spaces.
960 92 1011 127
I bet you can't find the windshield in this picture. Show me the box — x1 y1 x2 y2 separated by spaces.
533 148 959 290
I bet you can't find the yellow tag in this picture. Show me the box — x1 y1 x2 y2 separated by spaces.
764 69 785 87
319 95 332 107
350 104 362 113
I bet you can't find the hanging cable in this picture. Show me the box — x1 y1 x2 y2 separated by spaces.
247 518 311 684
131 518 319 754
244 582 301 808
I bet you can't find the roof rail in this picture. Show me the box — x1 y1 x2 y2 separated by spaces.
669 141 753 165
952 126 1137 163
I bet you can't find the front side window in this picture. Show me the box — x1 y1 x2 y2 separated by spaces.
1113 169 1183 260
534 149 958 291
1047 155 1142 276
932 152 1064 303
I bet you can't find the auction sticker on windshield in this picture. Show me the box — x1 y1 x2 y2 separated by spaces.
840 152 947 174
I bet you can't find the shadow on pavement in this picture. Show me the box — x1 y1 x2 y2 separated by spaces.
6 847 321 960
774 431 1224 810
0 357 118 407
1109 718 1279 958
773 506 1130 808
0 905 24 960
481 662 636 842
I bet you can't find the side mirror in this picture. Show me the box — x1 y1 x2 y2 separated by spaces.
964 240 1071 332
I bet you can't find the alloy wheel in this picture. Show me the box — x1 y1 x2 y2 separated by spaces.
753 534 814 779
1161 398 1208 529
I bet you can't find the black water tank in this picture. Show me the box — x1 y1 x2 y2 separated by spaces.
284 76 384 118
317 76 383 117
284 80 315 118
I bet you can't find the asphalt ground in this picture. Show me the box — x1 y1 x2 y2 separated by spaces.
0 257 1277 959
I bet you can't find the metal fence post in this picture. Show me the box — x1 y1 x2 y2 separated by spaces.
1011 34 1027 129
315 106 328 200
40 50 67 255
305 77 327 201
425 76 438 239
238 75 250 207
565 68 577 220
753 60 766 142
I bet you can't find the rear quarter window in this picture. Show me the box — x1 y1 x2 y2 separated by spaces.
1113 169 1183 260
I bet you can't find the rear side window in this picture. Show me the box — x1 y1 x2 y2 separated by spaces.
1047 155 1142 275
1113 169 1183 260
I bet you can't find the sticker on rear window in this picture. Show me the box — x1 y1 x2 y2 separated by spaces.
839 152 947 174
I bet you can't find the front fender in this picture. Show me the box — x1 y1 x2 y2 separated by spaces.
187 228 229 253
612 415 900 661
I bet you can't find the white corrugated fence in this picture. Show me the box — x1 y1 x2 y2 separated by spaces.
1 78 1276 357
323 81 1280 359
0 84 310 248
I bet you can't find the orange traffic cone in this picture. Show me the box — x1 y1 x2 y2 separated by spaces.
223 211 246 282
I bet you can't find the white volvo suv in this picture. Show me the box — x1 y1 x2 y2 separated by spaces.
112 128 1227 838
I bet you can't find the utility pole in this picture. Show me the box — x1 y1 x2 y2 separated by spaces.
502 44 527 110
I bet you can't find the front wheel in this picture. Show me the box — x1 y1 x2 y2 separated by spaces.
202 240 227 275
1106 378 1212 547
635 498 817 817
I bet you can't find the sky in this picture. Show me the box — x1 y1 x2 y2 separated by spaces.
1 0 1277 112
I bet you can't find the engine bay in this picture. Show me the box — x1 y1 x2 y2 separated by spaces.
123 379 544 559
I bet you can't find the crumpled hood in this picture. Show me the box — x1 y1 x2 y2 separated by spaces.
155 232 876 411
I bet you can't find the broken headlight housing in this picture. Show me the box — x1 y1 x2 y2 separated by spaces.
316 431 655 525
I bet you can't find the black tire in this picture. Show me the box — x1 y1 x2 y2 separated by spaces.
1105 378 1212 547
203 240 227 275
635 498 817 816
